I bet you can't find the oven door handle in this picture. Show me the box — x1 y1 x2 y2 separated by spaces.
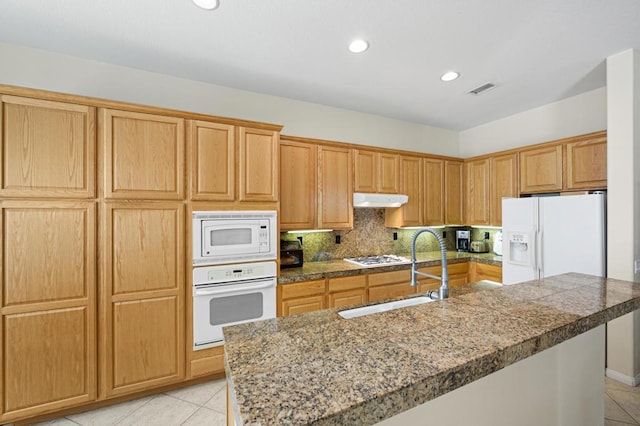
194 281 274 296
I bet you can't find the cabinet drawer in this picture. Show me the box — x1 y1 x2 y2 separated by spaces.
281 279 325 299
368 269 411 287
368 283 415 303
328 275 366 293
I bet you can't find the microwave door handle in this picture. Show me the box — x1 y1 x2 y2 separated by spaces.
194 281 274 296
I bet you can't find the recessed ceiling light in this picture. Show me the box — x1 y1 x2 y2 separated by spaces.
441 71 460 82
193 0 219 10
348 39 369 54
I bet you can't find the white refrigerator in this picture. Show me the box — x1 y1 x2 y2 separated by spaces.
501 193 606 285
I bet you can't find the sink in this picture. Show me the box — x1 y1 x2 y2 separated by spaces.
338 296 434 319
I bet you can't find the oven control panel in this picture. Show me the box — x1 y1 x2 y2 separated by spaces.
193 261 277 285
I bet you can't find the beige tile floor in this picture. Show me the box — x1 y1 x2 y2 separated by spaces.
11 375 640 425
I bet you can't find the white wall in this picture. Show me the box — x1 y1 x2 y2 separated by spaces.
459 87 607 157
0 42 459 156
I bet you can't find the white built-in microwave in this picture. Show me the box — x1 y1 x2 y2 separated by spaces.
192 211 277 266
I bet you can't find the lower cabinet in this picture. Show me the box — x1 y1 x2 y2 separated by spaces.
469 263 503 283
416 263 469 293
328 276 366 308
189 346 225 378
278 279 326 316
368 270 415 302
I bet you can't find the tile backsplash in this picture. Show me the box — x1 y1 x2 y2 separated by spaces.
281 209 501 263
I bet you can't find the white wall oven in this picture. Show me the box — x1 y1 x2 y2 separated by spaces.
193 261 276 350
192 210 276 266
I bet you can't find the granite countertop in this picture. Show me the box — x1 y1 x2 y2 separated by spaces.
279 251 502 284
224 273 640 425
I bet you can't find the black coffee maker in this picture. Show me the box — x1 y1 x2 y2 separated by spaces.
455 230 470 252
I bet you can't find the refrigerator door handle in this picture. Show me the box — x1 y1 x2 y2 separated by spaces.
536 230 543 278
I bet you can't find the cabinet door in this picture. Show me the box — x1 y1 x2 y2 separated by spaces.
280 140 317 230
423 158 444 226
386 156 423 227
282 296 326 316
379 153 400 193
444 161 464 225
490 153 518 226
416 263 468 293
519 145 563 193
318 146 353 229
1 201 96 421
238 127 278 202
188 120 235 200
368 270 415 302
102 109 185 200
354 149 378 193
566 136 607 190
466 159 490 225
1 95 96 198
328 289 366 308
101 202 184 398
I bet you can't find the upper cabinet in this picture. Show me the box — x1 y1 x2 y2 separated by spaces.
489 153 518 226
565 134 607 190
280 140 317 230
423 158 444 226
188 121 278 202
354 149 399 194
1 95 96 198
318 145 353 229
519 145 563 194
465 158 490 226
386 155 423 227
444 160 464 225
101 109 185 200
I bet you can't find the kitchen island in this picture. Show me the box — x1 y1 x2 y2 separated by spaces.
224 273 640 425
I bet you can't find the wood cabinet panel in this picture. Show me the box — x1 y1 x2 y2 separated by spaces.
282 295 326 316
2 201 95 305
466 158 490 225
281 279 325 299
566 137 607 190
424 158 444 226
109 206 180 295
101 109 185 199
328 289 366 308
318 146 353 229
327 275 366 293
1 95 95 198
238 127 278 201
469 263 502 283
2 307 95 417
280 141 317 230
188 120 235 200
368 282 415 303
416 263 468 292
190 345 225 378
369 269 410 287
519 145 563 193
354 149 377 193
444 161 464 225
379 153 400 193
386 156 422 227
490 153 518 226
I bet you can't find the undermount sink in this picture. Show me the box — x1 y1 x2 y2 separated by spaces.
338 296 434 319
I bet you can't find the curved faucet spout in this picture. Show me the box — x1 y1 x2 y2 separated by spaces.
410 228 449 300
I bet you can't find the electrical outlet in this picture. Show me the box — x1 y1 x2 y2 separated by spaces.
635 260 640 274
335 235 341 244
393 232 398 241
484 232 490 239
443 231 447 238
297 236 303 245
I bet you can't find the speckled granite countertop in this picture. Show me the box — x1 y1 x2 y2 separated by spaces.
224 273 640 425
279 251 501 284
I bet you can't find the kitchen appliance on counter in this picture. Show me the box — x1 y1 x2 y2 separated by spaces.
192 210 276 266
470 240 489 253
344 255 410 267
455 230 470 252
192 261 276 350
281 240 303 268
502 193 605 285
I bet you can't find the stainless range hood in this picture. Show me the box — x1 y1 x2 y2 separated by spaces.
353 192 409 208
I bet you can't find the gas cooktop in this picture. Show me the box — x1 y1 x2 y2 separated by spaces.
344 255 411 267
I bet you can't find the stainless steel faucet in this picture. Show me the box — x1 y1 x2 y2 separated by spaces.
410 228 449 300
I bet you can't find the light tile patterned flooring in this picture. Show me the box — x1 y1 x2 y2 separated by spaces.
13 375 640 425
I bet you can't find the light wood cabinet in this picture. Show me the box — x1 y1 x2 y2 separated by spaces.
565 136 607 190
0 201 96 421
489 153 518 226
445 161 464 225
278 279 326 316
386 156 423 227
468 263 502 283
423 158 445 226
0 95 96 198
280 140 317 230
466 158 490 226
354 150 400 194
188 120 235 200
318 146 353 229
519 145 563 193
100 202 184 398
101 109 185 200
416 262 468 293
368 269 415 302
238 127 279 201
327 275 366 308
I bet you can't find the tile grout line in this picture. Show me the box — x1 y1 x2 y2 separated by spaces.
606 390 640 425
112 394 159 426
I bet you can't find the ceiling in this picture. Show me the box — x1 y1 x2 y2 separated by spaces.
1 0 639 131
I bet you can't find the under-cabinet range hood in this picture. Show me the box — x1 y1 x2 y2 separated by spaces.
353 192 408 208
